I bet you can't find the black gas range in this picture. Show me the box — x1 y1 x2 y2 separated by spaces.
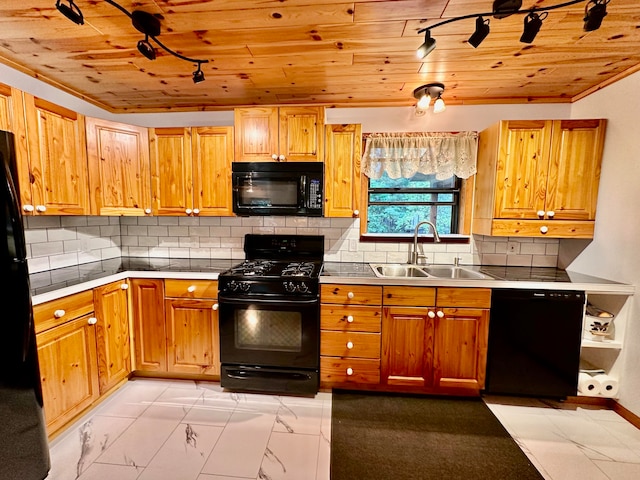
217 234 324 395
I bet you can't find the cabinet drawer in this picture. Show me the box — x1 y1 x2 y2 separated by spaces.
436 288 491 308
320 305 381 333
321 284 382 305
320 357 380 385
321 331 380 359
165 279 218 299
383 286 436 307
34 290 94 333
490 219 595 238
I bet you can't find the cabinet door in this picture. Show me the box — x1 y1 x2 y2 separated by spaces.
381 307 434 387
22 95 90 215
165 298 220 376
278 106 324 162
192 126 234 215
546 119 605 221
0 83 19 132
86 116 151 215
130 278 167 372
149 127 193 215
234 107 279 162
495 120 552 219
94 281 131 394
433 308 489 391
324 123 362 217
36 313 100 435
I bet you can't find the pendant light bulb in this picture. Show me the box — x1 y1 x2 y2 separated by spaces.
417 93 431 109
433 95 446 114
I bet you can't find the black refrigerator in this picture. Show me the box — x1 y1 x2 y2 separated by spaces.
0 130 50 479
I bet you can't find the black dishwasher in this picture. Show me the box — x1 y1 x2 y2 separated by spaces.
485 289 586 399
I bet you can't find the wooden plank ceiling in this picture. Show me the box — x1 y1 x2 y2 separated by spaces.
1 0 639 113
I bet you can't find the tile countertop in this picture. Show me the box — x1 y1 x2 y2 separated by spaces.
30 258 635 306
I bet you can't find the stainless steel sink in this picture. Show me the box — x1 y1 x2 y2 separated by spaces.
370 263 489 280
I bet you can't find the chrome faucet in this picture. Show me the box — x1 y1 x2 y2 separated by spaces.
410 221 441 264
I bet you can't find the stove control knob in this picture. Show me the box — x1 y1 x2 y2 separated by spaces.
239 282 251 292
296 282 309 293
283 281 296 293
227 281 238 292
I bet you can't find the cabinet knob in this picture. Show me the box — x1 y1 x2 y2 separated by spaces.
436 310 445 318
186 208 193 215
347 292 354 299
212 303 219 311
540 226 549 234
23 204 35 212
346 367 353 376
353 210 359 217
428 311 436 318
120 283 128 290
537 210 545 218
36 205 46 212
187 285 196 293
278 154 286 161
346 341 354 349
547 210 555 218
193 208 200 215
346 315 354 323
272 154 278 160
53 309 66 318
144 208 152 214
88 317 98 325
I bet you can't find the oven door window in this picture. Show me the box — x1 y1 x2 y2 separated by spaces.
235 309 302 352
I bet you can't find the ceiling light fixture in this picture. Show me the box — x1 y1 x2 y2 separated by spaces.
416 0 608 58
584 0 610 32
55 0 83 25
520 11 548 44
413 83 446 114
55 0 209 82
468 16 491 48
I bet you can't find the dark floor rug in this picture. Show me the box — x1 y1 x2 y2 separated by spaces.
331 390 545 480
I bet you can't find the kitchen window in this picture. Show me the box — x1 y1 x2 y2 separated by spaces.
360 132 478 240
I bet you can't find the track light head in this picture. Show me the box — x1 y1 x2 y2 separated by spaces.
584 0 609 32
520 11 547 44
192 63 205 84
131 10 161 37
137 35 156 60
492 0 523 19
55 0 84 25
468 16 490 48
417 30 436 59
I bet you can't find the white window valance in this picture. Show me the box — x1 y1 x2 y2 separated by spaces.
361 132 478 180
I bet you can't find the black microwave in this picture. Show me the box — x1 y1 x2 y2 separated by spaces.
232 162 324 216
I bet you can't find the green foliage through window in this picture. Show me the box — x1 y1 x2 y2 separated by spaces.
366 172 461 235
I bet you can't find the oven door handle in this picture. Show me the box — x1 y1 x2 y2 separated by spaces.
218 294 318 307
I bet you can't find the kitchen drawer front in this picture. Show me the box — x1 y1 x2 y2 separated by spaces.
490 219 595 238
436 288 491 308
321 284 382 306
34 290 94 333
321 331 380 359
320 305 381 333
320 357 380 385
165 279 218 299
383 286 436 307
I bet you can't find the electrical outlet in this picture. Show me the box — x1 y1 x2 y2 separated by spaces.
507 241 519 254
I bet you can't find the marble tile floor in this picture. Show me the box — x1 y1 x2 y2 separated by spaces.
44 378 640 480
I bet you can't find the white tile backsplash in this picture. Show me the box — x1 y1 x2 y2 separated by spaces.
24 216 560 273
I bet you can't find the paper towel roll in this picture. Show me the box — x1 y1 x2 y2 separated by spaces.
578 372 601 395
593 374 619 397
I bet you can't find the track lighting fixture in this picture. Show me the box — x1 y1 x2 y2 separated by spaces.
192 63 205 84
520 12 547 44
413 83 446 114
468 16 490 48
55 0 83 25
416 0 608 58
584 0 610 32
55 0 209 82
416 30 436 59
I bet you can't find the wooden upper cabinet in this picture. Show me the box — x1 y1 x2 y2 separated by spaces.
20 95 90 215
234 106 324 162
324 124 362 218
86 116 151 216
0 83 19 132
473 119 606 238
150 126 234 216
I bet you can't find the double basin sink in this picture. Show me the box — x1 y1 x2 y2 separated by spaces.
370 263 490 280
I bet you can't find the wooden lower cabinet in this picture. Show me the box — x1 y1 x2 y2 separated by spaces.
130 278 167 372
37 314 100 435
